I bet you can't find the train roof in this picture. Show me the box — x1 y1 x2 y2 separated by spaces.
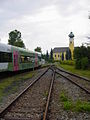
0 43 11 53
0 43 41 55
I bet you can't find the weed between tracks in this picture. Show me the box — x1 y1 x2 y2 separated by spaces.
0 71 36 103
59 91 90 112
43 90 48 98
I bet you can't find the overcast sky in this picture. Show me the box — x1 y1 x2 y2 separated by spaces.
0 0 90 53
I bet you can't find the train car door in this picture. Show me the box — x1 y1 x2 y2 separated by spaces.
13 51 19 71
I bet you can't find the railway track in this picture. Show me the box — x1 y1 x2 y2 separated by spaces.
0 66 54 120
55 66 90 94
43 67 90 119
0 66 90 120
56 67 90 82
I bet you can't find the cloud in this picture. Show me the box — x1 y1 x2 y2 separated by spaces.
0 0 90 53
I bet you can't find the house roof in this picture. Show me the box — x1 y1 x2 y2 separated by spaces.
53 47 69 53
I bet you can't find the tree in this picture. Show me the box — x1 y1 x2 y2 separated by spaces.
74 46 87 59
62 53 64 61
74 46 90 69
66 50 68 60
34 47 41 53
8 30 25 48
46 50 49 61
41 54 46 59
68 49 71 60
87 47 90 65
65 49 71 60
50 48 53 60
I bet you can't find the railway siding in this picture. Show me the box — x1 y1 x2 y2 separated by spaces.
48 72 90 120
55 67 90 94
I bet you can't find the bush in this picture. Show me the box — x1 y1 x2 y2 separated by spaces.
60 60 75 66
81 57 88 70
75 59 81 69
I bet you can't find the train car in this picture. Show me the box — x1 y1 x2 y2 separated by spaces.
0 43 41 72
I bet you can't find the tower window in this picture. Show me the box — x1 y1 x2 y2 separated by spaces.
55 54 56 57
58 55 59 57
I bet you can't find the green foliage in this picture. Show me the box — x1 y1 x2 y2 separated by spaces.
43 91 48 97
14 39 25 48
75 57 89 70
63 101 73 110
41 54 46 59
60 92 68 102
75 100 90 112
74 46 90 69
68 49 72 60
59 92 73 110
45 50 49 61
66 49 71 60
74 46 87 59
81 57 88 70
75 59 81 69
8 30 25 48
61 53 64 61
60 60 75 66
59 91 90 112
50 48 53 61
34 47 41 53
0 71 36 103
87 47 90 65
58 64 90 79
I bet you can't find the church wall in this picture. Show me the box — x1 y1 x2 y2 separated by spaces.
53 52 66 61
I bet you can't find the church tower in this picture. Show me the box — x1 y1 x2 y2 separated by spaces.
69 32 74 60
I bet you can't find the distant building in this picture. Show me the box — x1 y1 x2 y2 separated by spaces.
53 32 74 61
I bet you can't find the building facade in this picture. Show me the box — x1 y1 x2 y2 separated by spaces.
53 32 74 61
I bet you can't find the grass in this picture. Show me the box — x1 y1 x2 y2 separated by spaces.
43 90 48 98
57 64 90 79
59 91 90 112
0 71 36 103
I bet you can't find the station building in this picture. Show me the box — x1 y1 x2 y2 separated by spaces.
53 32 74 61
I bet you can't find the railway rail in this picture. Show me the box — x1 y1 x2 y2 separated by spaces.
0 65 90 120
56 66 90 82
0 66 54 120
55 66 90 94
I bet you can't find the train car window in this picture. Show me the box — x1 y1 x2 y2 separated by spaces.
0 52 12 62
20 55 35 63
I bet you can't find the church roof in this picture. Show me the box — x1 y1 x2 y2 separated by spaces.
53 47 69 53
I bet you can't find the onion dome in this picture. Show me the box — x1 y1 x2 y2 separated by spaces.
69 32 74 38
